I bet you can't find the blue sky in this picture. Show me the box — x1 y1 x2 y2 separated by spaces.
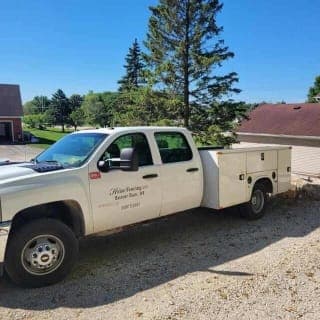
1 0 319 103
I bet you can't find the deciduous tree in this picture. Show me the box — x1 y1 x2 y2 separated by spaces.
307 76 320 102
23 96 50 115
70 108 85 131
69 94 84 111
81 92 113 127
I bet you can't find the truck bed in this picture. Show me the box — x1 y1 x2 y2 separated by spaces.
199 146 291 209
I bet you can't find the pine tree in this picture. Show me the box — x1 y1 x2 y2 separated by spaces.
144 0 240 128
69 94 84 111
118 39 146 91
49 89 71 132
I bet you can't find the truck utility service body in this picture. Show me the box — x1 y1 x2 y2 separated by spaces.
0 127 291 287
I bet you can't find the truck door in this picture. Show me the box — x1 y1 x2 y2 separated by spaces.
154 131 203 216
89 133 162 233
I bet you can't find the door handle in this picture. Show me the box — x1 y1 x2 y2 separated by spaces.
186 168 199 172
143 174 158 179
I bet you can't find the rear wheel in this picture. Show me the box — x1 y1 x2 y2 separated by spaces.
240 182 267 220
5 218 78 287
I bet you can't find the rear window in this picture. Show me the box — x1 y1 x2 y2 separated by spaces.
154 132 193 164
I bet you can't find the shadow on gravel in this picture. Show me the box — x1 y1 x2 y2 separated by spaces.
0 198 319 310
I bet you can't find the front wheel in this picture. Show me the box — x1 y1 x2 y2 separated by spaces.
239 182 267 220
5 218 78 287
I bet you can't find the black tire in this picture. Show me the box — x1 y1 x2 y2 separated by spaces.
5 218 78 288
239 182 267 220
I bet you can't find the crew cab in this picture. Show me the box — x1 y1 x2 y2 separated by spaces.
0 127 291 287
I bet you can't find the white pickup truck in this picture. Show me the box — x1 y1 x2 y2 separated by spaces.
0 127 291 287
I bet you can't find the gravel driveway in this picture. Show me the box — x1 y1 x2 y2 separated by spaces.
0 199 319 319
0 145 43 162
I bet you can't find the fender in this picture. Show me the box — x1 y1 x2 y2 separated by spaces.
0 166 94 235
246 171 277 200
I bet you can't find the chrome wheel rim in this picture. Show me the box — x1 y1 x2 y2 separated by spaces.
21 235 65 275
251 190 265 214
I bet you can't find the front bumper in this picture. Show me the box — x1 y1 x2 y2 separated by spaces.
0 222 11 274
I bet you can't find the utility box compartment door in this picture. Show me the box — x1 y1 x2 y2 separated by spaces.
246 150 277 173
278 148 291 193
200 150 220 209
219 153 247 208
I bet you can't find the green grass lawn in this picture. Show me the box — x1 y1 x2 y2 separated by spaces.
24 128 73 149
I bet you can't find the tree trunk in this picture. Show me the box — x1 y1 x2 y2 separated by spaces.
183 0 190 128
183 83 189 128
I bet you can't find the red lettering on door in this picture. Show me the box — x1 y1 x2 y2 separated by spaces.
89 172 101 180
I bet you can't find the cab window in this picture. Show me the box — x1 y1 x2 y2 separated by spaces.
102 133 153 166
154 132 193 163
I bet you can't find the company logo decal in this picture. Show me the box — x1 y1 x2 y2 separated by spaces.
109 185 148 201
89 172 101 180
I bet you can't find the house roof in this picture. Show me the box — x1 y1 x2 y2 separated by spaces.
237 103 320 137
0 84 23 117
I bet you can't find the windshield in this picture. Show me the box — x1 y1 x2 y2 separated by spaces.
35 133 108 167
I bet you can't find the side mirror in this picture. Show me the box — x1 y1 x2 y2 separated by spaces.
98 147 139 172
97 160 110 172
119 148 139 171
